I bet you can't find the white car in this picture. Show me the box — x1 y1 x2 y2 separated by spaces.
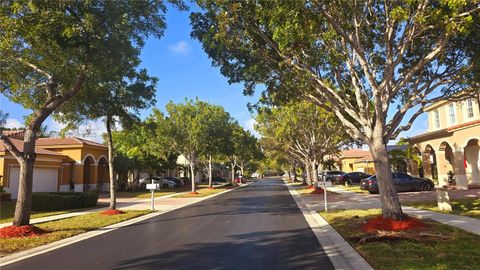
139 177 178 189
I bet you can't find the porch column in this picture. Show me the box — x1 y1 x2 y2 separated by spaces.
436 152 450 187
74 163 84 192
464 143 480 185
453 146 468 190
92 164 98 190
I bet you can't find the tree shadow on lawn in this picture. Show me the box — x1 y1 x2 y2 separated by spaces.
112 229 333 270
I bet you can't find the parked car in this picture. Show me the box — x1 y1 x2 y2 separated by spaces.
163 176 183 186
139 176 178 189
360 172 434 194
337 172 371 185
320 171 345 183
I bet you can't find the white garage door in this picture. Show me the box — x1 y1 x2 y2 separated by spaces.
7 167 58 199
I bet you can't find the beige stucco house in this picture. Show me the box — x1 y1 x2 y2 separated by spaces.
406 95 480 189
1 131 109 198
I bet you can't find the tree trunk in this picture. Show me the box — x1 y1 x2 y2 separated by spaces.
311 160 319 189
240 162 244 177
305 159 312 186
301 163 307 185
106 116 116 210
231 162 235 184
189 152 196 193
12 129 37 226
370 135 406 220
292 164 298 182
208 155 213 188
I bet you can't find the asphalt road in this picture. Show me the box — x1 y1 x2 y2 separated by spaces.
4 179 334 270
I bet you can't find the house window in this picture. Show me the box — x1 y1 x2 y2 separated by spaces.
448 103 456 125
466 99 474 118
434 109 440 129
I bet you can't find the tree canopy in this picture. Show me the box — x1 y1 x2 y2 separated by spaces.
0 0 178 226
191 0 480 219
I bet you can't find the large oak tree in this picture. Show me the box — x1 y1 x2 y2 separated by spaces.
191 0 480 219
0 0 175 225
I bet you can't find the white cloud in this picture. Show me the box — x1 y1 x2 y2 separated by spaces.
244 118 260 138
168 41 191 55
5 118 23 129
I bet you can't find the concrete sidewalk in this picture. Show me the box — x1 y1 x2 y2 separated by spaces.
321 186 480 236
0 184 235 228
285 182 373 270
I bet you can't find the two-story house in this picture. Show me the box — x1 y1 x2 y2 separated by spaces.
406 95 480 189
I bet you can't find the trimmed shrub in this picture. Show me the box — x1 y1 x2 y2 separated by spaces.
0 192 11 201
212 177 226 182
32 192 98 211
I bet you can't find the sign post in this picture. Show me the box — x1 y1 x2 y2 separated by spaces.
146 183 159 211
318 177 332 212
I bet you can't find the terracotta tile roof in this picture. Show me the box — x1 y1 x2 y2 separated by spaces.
340 149 372 158
354 155 374 162
0 138 66 157
36 137 106 148
2 130 25 138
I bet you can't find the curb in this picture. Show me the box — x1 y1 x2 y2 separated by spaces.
284 181 373 270
0 182 252 267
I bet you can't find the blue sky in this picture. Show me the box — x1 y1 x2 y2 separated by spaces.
0 4 427 143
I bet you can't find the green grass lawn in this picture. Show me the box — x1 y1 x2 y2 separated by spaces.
402 198 480 219
0 201 107 224
338 185 370 194
320 209 480 270
0 210 150 255
172 186 231 198
116 186 192 199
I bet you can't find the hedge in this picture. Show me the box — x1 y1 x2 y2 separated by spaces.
32 192 98 211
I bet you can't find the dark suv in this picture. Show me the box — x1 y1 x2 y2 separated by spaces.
337 172 371 185
360 173 434 194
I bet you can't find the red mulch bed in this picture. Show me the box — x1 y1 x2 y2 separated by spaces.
361 216 429 233
0 225 48 238
310 188 326 194
207 187 215 190
306 185 315 190
188 192 200 195
101 209 125 216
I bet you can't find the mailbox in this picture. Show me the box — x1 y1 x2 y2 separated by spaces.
318 181 332 188
146 183 160 190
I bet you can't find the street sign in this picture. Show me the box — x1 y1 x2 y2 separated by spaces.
146 183 159 190
317 181 332 188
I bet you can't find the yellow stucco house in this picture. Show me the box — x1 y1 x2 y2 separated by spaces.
337 149 375 175
1 131 109 198
407 95 480 189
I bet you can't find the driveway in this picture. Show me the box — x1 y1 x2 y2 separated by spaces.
3 179 334 270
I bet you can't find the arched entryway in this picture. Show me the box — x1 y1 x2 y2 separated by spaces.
83 155 95 192
424 145 438 181
438 141 455 186
409 146 424 177
97 157 109 191
465 138 480 185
